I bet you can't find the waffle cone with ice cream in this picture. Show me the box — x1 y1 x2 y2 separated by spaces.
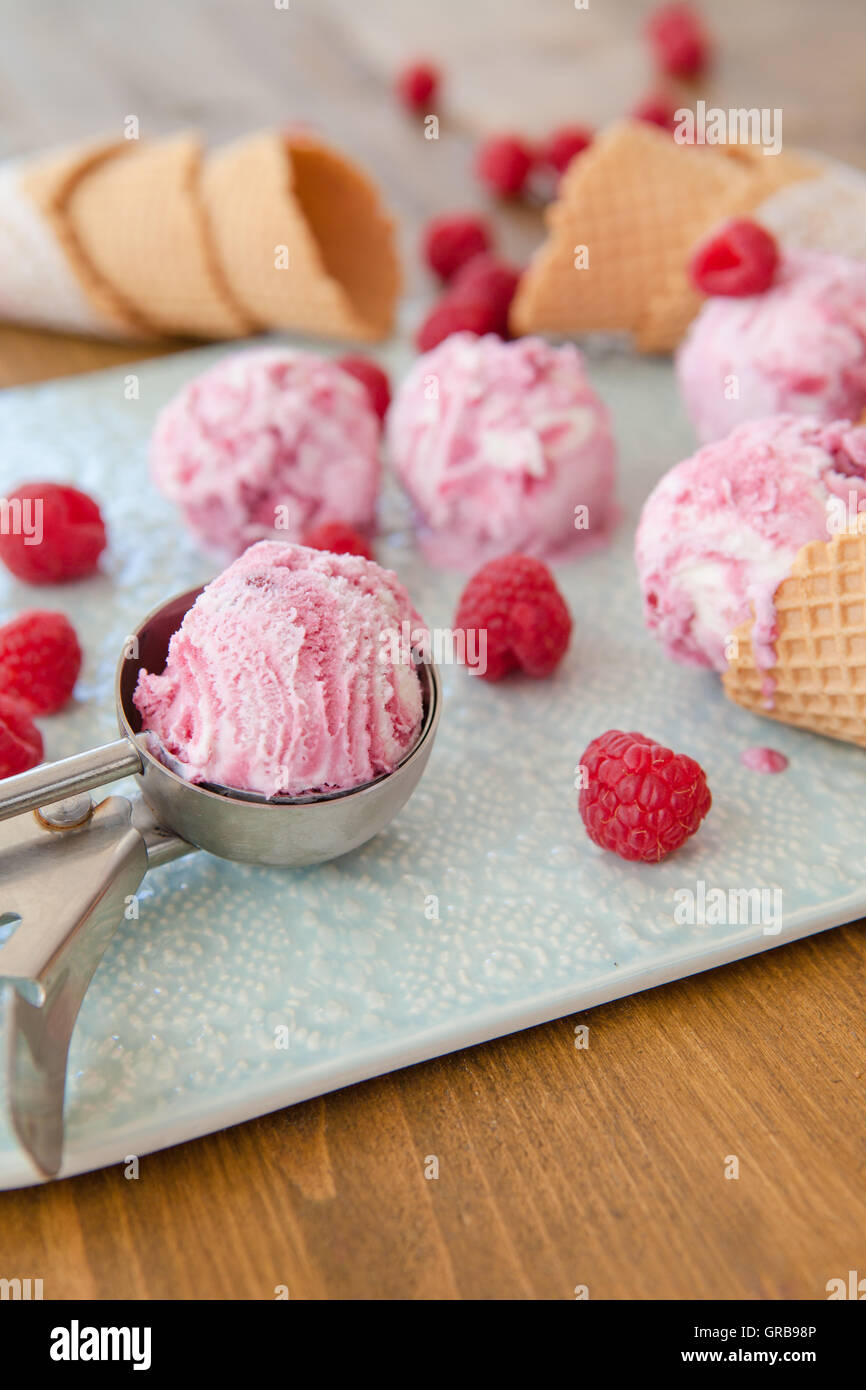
723 531 866 748
510 120 819 353
0 129 400 343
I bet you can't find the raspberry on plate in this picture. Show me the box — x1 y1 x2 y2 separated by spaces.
453 554 572 681
301 520 374 560
542 126 594 176
415 294 499 352
422 214 493 282
645 3 710 80
0 693 43 779
578 730 711 863
336 355 391 423
475 134 534 199
688 218 780 297
0 482 107 584
0 609 82 714
396 60 440 113
450 254 521 337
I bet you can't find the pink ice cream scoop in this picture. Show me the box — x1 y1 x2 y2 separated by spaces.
636 415 866 671
676 250 866 444
150 348 382 558
133 541 426 798
387 333 617 567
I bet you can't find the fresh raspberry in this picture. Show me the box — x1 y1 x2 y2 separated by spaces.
0 693 43 779
0 482 107 585
630 93 677 132
451 254 521 336
454 554 572 681
422 214 493 282
336 355 391 423
302 520 374 560
542 125 594 176
396 60 440 114
475 134 534 199
646 3 710 80
689 218 780 296
0 610 81 715
415 294 499 352
578 730 711 863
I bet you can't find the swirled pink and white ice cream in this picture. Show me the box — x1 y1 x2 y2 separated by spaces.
636 415 866 670
387 333 617 567
133 541 426 797
150 348 381 557
676 250 866 444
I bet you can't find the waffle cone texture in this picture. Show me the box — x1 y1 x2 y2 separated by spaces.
0 130 401 343
723 531 866 748
510 121 819 353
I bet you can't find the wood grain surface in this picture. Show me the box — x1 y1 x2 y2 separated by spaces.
1 0 865 1301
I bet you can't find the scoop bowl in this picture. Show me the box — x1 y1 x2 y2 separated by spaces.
117 586 442 867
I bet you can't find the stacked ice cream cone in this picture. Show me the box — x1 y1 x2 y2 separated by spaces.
0 130 401 343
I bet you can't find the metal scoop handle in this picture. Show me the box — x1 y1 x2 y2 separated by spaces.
0 738 143 822
0 745 194 1180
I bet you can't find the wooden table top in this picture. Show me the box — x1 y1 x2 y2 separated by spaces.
1 0 865 1300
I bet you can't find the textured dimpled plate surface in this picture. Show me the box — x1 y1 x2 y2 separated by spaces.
1 338 864 1187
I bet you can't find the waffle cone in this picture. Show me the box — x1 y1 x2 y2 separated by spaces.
200 130 400 342
63 133 251 339
723 531 866 748
18 140 153 338
637 146 819 352
510 122 753 344
719 143 819 195
511 121 819 353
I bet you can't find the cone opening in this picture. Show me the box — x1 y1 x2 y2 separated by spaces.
287 140 397 335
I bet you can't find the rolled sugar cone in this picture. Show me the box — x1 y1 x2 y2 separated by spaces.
6 139 151 338
63 132 253 340
201 130 401 342
723 531 866 749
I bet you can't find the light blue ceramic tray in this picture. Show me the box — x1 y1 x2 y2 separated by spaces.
1 338 864 1188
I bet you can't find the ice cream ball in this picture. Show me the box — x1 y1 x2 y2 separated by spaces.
387 333 618 568
150 348 382 557
635 414 866 671
133 541 426 798
676 249 866 444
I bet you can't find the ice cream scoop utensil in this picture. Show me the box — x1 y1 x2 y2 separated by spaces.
0 587 441 1179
